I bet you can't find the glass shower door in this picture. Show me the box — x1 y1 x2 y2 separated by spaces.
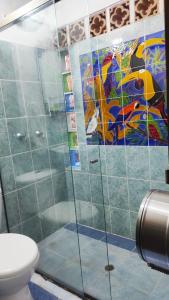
53 1 113 298
0 0 85 297
57 8 113 299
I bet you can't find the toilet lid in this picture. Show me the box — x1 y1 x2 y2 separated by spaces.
0 233 39 279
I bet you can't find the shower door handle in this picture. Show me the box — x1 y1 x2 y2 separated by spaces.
90 159 99 164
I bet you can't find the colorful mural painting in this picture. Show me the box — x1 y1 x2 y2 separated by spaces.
80 30 168 146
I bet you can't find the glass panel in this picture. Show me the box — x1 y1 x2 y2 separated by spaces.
53 1 111 300
0 0 168 299
93 0 168 299
0 0 84 296
54 0 168 299
54 0 113 299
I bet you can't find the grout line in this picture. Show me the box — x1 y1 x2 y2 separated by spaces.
17 46 43 239
130 0 135 24
36 47 56 211
0 78 23 229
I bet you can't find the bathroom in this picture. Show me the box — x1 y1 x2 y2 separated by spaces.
0 0 169 299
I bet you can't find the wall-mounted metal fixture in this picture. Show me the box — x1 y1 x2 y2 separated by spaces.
35 130 43 137
165 169 169 184
136 190 169 274
15 132 26 140
90 159 99 164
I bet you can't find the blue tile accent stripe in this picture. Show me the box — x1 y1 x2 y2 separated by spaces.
64 223 135 252
29 282 58 300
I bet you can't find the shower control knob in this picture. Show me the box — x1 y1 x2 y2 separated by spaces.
16 133 26 139
35 130 43 137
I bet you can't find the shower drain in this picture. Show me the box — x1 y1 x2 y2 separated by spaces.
105 264 114 271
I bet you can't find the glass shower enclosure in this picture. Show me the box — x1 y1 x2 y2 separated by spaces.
0 0 168 299
0 0 111 298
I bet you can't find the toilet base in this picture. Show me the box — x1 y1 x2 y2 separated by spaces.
0 285 33 300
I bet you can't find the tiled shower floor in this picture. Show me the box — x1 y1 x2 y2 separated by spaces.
38 225 168 300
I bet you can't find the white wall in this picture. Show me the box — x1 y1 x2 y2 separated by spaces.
0 0 31 19
54 0 164 28
0 0 165 49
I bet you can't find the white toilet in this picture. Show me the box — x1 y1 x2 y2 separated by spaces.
0 233 39 300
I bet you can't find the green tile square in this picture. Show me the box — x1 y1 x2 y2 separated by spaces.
52 173 68 203
128 179 150 212
36 178 55 212
46 115 65 146
92 203 107 231
18 184 38 222
106 146 126 177
0 157 15 193
38 49 59 83
7 118 30 154
17 45 39 81
149 146 168 182
108 176 129 210
126 146 150 180
13 152 33 188
0 119 10 157
0 41 19 79
22 215 42 242
90 174 104 204
28 116 47 150
49 146 65 172
130 211 138 240
0 84 5 118
76 200 93 227
23 82 45 116
5 191 20 227
32 148 50 173
73 172 91 202
2 81 25 118
111 208 131 238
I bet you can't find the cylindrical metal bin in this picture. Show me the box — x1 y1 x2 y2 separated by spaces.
136 189 169 273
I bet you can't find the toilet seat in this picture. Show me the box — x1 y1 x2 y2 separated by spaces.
0 234 39 279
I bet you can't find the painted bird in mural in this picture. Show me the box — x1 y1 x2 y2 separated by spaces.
115 101 140 123
102 54 113 81
101 54 114 97
86 107 99 136
109 101 140 142
118 38 168 126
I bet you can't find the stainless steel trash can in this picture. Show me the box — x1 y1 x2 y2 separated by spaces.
136 189 169 273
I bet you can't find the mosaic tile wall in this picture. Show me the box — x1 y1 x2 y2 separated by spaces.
80 30 167 146
68 12 168 240
57 0 160 48
0 40 70 241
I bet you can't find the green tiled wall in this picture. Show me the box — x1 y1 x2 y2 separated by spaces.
0 40 70 242
69 29 169 240
0 19 168 243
